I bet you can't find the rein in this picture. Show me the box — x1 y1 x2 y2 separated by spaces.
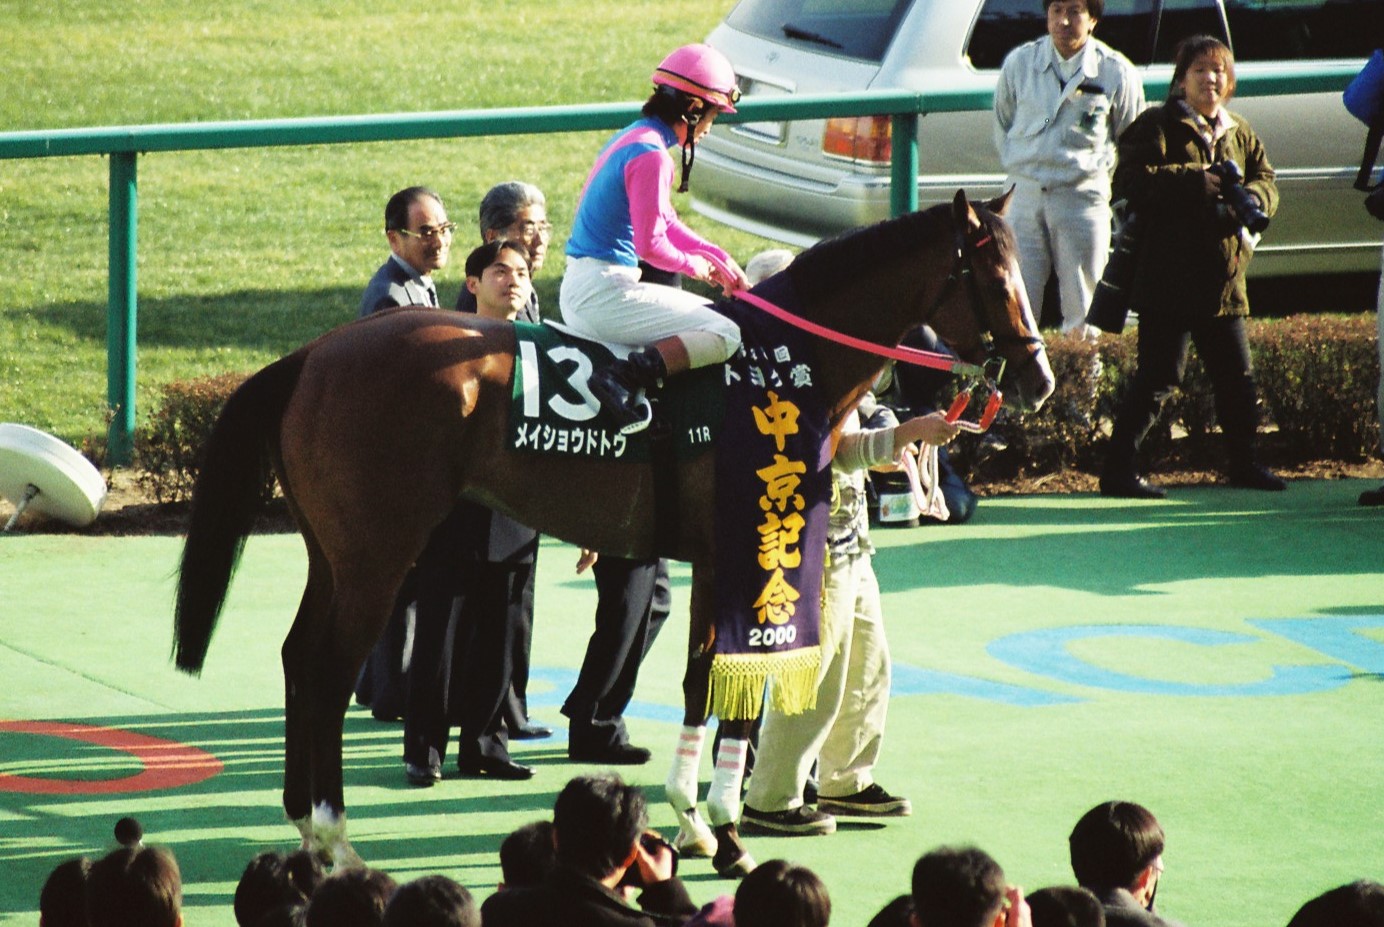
731 288 985 379
729 222 1028 433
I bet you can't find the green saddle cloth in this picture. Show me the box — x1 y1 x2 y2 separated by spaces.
509 322 723 463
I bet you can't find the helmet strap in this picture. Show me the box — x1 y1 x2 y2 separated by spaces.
678 140 696 193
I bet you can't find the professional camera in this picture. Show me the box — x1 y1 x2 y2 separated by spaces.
1085 211 1144 335
1208 160 1270 234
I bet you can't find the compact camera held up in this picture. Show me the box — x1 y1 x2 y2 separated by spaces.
1208 160 1271 234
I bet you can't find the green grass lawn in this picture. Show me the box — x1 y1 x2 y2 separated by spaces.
0 0 773 445
3 485 1384 927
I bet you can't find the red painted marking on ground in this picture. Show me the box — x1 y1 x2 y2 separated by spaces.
0 720 223 794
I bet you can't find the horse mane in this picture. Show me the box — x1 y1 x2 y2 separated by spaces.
784 197 1013 305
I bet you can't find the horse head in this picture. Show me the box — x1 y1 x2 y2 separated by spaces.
777 193 1054 422
930 189 1055 414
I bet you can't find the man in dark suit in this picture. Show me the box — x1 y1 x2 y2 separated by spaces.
562 554 670 764
456 181 554 742
402 241 540 784
481 774 697 927
353 185 454 722
360 186 453 315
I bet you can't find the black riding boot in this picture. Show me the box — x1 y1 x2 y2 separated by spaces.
588 346 667 432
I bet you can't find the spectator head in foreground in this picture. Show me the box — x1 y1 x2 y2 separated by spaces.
552 773 649 882
498 820 557 890
1068 801 1165 902
1285 880 1384 927
304 867 397 927
1026 886 1105 927
382 874 479 927
234 849 325 926
86 845 182 927
912 845 1021 927
40 856 92 927
733 859 831 927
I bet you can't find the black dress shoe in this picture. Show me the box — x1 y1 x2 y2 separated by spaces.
404 760 441 787
1099 472 1166 499
1227 463 1286 491
568 741 652 765
457 757 534 780
509 721 554 740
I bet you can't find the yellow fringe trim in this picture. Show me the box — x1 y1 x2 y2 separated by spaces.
707 646 823 721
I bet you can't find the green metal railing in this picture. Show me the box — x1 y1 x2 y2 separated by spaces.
0 65 1358 463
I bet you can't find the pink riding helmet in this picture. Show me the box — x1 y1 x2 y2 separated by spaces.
652 43 740 114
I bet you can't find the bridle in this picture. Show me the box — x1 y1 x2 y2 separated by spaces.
728 213 1042 433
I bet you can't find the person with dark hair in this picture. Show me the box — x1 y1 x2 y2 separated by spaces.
85 845 182 927
399 239 541 784
994 0 1144 336
1100 35 1282 498
481 773 698 926
40 856 91 927
735 860 831 926
866 895 915 927
382 875 479 927
1068 801 1179 926
234 850 325 927
912 845 1029 927
353 184 454 723
682 858 831 927
304 867 397 927
561 43 748 433
1285 879 1384 927
498 820 558 890
360 186 453 316
1027 886 1105 927
455 180 553 742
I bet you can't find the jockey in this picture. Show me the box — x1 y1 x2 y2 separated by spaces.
560 43 750 432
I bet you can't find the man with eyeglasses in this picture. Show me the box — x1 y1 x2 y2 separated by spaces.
360 186 455 316
354 185 456 727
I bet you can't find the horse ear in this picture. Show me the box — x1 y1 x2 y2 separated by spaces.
986 185 1016 217
952 189 981 234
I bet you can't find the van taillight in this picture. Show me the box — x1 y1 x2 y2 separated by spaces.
822 116 892 163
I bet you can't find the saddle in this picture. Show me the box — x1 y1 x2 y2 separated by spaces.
508 321 723 463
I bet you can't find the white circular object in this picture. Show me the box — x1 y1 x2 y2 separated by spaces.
0 423 107 528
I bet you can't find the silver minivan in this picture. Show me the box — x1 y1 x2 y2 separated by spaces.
693 0 1382 278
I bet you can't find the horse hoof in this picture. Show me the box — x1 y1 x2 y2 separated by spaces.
711 822 756 878
672 824 717 859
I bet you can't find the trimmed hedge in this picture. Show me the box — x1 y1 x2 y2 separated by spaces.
953 313 1380 480
131 314 1379 502
136 372 251 504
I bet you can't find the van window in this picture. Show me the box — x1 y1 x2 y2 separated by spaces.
724 0 913 62
1153 0 1230 62
968 0 1156 69
1225 0 1383 61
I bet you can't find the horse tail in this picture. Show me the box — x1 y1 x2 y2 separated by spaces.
173 351 306 675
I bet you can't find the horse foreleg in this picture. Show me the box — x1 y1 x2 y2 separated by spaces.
665 565 755 876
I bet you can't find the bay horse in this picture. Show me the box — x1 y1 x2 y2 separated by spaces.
173 190 1053 869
